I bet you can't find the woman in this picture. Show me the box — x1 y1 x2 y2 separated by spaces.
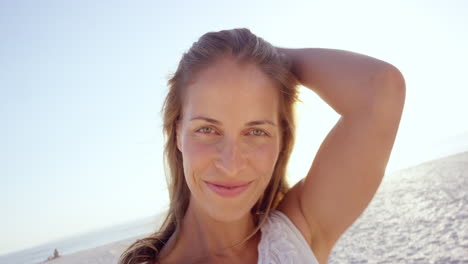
119 28 406 264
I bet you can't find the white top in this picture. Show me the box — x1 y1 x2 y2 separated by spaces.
257 210 320 264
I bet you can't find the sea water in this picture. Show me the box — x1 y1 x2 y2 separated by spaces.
0 214 160 264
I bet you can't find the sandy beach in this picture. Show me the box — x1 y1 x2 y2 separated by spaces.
38 236 140 264
329 151 468 263
36 151 468 264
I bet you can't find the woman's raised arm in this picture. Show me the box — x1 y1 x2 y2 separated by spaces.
276 47 406 260
277 47 405 116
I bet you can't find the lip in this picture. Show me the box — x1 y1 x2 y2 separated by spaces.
204 181 252 198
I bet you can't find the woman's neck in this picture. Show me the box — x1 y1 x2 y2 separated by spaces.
159 201 260 263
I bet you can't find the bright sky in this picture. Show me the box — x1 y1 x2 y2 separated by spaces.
1 0 467 255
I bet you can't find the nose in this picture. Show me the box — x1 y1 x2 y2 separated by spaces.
214 138 247 176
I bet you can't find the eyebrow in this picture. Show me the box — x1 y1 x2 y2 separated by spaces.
190 116 277 127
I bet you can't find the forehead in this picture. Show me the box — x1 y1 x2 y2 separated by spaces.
182 58 280 123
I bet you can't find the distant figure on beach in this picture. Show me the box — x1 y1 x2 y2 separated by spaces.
119 28 405 264
45 248 60 261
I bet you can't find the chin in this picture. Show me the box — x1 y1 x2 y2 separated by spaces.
191 192 258 223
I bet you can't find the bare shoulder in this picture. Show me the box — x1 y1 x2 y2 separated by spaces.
277 180 331 262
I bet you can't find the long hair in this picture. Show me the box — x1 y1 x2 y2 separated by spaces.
119 28 300 264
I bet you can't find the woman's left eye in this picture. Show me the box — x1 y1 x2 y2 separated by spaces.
250 129 267 136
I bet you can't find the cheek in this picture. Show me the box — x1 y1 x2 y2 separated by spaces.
181 137 217 184
248 141 280 180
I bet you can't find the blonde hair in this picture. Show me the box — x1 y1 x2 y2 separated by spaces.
119 28 300 264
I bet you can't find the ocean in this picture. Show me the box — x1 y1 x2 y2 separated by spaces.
1 151 467 264
0 215 160 264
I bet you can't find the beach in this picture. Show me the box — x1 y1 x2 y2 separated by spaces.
3 151 467 264
36 236 138 264
329 151 468 263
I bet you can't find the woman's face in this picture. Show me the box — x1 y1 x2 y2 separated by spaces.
176 58 281 222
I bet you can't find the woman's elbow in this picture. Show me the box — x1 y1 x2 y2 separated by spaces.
374 63 406 104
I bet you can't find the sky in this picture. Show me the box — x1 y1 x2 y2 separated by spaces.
1 0 468 255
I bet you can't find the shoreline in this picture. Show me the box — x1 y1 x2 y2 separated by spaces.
4 150 467 264
38 236 140 264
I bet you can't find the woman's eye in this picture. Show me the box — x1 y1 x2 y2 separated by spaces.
197 127 215 134
196 127 266 136
250 129 266 136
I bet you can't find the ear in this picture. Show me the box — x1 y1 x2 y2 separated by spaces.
175 121 182 152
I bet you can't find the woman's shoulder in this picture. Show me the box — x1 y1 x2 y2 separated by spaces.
274 181 329 263
275 180 315 245
261 208 311 243
258 208 320 264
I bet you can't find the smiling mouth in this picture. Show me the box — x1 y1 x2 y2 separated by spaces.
204 181 252 198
